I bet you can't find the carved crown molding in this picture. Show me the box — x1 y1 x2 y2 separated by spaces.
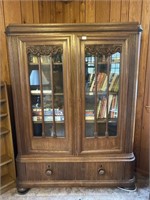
27 45 63 56
85 45 121 57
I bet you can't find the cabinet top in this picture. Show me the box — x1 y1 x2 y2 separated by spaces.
6 23 142 35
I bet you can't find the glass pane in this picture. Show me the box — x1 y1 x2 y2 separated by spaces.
29 54 42 136
53 62 65 137
85 54 95 137
108 52 120 136
84 45 121 138
96 60 108 137
28 45 64 137
53 64 63 93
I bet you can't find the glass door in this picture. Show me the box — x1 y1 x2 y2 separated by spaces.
27 45 65 138
24 40 72 154
85 46 120 137
79 40 123 153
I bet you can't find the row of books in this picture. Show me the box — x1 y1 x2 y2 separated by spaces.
97 95 118 118
88 72 119 92
32 108 64 116
85 94 118 120
32 115 64 122
85 110 95 120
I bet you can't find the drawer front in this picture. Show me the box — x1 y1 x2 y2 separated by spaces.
19 162 75 181
75 162 134 181
17 161 134 182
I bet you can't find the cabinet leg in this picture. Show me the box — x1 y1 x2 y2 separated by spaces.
17 187 30 194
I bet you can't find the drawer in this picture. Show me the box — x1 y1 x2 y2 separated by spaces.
75 162 134 181
17 161 134 182
21 162 75 181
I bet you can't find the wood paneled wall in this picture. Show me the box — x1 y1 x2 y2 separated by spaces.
0 0 149 175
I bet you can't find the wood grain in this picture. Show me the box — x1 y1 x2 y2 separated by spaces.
134 0 150 174
32 0 40 23
95 0 110 23
20 1 33 23
0 0 7 82
50 1 56 23
121 0 129 22
62 1 79 23
86 0 95 23
129 0 142 22
39 1 51 23
3 1 21 26
55 1 63 23
79 0 86 23
138 29 150 175
110 0 121 22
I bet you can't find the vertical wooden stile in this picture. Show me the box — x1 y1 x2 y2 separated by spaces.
38 56 45 137
94 56 98 137
105 55 111 137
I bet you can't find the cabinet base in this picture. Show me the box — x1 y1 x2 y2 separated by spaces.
16 154 135 189
17 178 135 188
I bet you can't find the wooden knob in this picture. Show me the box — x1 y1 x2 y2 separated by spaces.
45 169 53 176
98 168 105 175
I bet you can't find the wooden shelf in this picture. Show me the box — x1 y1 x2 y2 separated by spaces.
0 83 5 88
0 113 8 118
1 174 15 190
0 127 9 135
85 91 118 95
0 82 16 194
33 120 64 124
0 99 6 103
29 62 62 66
0 155 12 167
86 61 120 65
85 118 117 123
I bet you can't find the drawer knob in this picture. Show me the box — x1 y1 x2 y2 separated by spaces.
45 169 53 176
98 168 105 175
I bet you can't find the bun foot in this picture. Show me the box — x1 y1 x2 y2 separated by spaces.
118 183 137 192
17 188 30 194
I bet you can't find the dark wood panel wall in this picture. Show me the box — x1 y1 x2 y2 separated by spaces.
0 0 149 175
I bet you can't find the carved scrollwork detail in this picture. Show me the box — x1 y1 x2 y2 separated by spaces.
85 45 121 57
27 45 63 56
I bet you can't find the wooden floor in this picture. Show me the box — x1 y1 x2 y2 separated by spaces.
1 173 149 200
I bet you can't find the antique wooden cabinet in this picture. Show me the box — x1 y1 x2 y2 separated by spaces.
6 23 142 192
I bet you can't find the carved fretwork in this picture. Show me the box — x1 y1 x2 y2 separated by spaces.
27 45 63 56
85 45 121 57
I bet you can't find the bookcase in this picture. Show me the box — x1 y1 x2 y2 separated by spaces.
6 23 142 192
0 82 16 194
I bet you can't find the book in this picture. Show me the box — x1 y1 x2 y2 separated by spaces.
98 97 107 118
109 95 118 118
108 94 113 113
85 109 95 120
97 73 107 91
89 76 95 91
89 72 107 92
112 76 119 92
109 73 118 91
97 100 102 118
100 75 108 92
